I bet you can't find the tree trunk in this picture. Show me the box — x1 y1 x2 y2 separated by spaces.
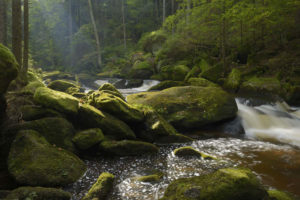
12 0 22 68
22 0 29 83
88 0 102 67
68 0 73 67
122 0 127 49
0 0 7 45
163 0 166 23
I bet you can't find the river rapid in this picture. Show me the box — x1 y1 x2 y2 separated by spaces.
67 79 300 200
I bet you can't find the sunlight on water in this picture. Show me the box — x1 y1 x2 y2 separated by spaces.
236 99 300 147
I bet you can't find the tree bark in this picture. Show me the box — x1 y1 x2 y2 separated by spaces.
122 0 127 49
12 0 22 68
22 0 29 82
88 0 102 67
0 0 7 45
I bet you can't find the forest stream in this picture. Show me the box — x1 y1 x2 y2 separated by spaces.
66 79 300 200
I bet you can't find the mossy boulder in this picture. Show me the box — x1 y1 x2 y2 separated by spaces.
77 104 136 140
98 83 125 100
160 65 190 81
21 81 45 95
135 172 164 183
99 140 159 156
148 80 188 91
268 190 295 200
240 77 282 95
129 61 154 79
20 105 62 121
48 80 79 93
127 86 237 130
82 172 115 200
4 187 71 200
200 63 224 83
0 44 19 94
160 168 268 200
133 104 193 143
34 87 79 115
18 117 76 152
173 146 216 160
88 91 144 123
8 130 86 187
72 128 104 150
224 68 242 92
187 77 218 87
185 65 202 81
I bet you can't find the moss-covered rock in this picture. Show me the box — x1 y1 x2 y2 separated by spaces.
200 63 224 83
187 77 218 87
48 80 79 93
133 104 193 143
99 140 159 156
77 104 136 140
0 44 19 94
185 65 202 81
160 168 268 200
82 172 115 200
160 65 190 81
18 117 76 152
240 77 282 95
88 91 144 123
148 80 188 91
98 83 125 100
173 146 216 160
34 87 79 115
21 81 45 95
8 130 86 187
21 105 62 121
224 68 242 92
72 128 104 150
268 190 295 200
129 61 154 79
135 172 164 183
127 86 237 130
4 187 71 200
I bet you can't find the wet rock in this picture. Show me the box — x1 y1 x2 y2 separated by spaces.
268 190 295 200
148 80 188 91
72 128 104 150
135 172 164 183
20 105 62 121
82 172 114 200
77 104 136 140
34 87 80 115
99 140 159 156
98 83 125 100
88 91 144 123
173 146 216 160
160 168 268 200
8 130 86 187
187 77 219 87
4 187 71 200
127 86 238 130
48 79 80 94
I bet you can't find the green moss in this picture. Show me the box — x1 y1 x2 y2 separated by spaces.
200 63 224 83
139 30 167 54
187 78 218 87
4 187 71 200
240 76 281 95
136 172 164 183
0 44 19 94
21 81 45 95
149 80 188 91
184 65 202 81
8 130 86 187
72 128 104 150
268 190 295 200
199 59 211 72
20 105 62 121
99 140 159 156
34 87 79 115
77 104 136 140
160 65 190 81
27 71 42 83
48 80 80 94
98 83 125 100
173 146 216 160
18 117 76 152
224 68 242 92
129 61 154 79
127 86 237 130
82 172 115 200
88 91 144 123
160 168 268 200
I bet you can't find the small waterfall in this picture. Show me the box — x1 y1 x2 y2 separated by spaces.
119 80 160 96
236 99 300 147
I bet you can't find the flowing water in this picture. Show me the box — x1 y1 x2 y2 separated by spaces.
69 82 300 199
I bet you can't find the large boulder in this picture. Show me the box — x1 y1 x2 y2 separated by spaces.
98 83 125 100
88 91 144 123
127 86 237 129
4 187 71 200
0 44 19 94
8 130 86 187
129 60 154 79
77 104 136 140
99 140 159 156
82 172 115 200
160 65 190 81
18 117 76 152
148 80 188 91
240 77 282 96
72 128 105 150
48 80 80 94
20 105 62 121
160 168 268 200
34 87 80 115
